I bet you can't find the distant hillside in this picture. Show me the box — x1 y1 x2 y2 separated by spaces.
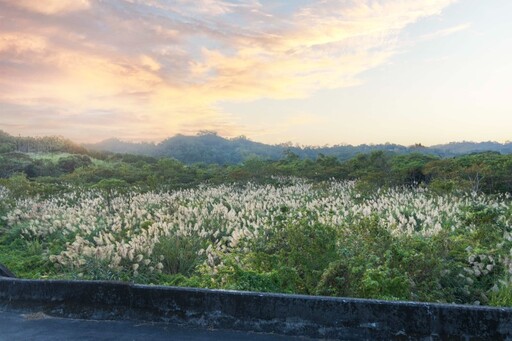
87 138 156 156
84 132 456 165
153 133 286 164
432 141 512 155
86 132 512 165
0 130 88 155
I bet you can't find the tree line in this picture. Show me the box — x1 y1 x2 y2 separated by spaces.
1 144 512 197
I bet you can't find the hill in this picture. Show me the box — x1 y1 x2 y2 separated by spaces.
86 132 512 165
0 130 87 155
432 141 512 154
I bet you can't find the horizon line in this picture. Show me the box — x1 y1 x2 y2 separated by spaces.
2 128 511 149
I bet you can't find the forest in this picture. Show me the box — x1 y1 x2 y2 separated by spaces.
1 130 511 307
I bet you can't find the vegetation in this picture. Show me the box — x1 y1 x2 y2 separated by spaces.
1 130 512 307
1 179 511 306
83 131 512 165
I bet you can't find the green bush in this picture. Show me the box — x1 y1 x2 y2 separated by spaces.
153 234 204 276
489 283 512 307
247 212 338 294
316 218 449 302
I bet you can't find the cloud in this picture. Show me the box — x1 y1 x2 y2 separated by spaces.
0 0 457 142
0 32 47 54
420 23 471 41
3 0 91 15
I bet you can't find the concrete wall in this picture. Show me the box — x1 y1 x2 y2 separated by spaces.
1 277 511 340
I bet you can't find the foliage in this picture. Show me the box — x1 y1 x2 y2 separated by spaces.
489 283 512 306
152 234 204 276
1 178 511 307
247 213 337 294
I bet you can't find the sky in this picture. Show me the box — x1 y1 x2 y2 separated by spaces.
0 0 510 146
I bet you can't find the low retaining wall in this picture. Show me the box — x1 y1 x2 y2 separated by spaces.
0 277 511 340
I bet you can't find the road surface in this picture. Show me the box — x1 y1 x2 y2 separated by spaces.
0 309 306 341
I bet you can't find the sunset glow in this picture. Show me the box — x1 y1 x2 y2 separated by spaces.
1 0 510 145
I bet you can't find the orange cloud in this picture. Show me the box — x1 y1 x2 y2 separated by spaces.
7 0 91 15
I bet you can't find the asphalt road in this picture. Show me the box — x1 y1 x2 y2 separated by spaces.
0 310 304 341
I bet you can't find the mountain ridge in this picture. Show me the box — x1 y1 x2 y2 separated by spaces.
83 132 512 165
